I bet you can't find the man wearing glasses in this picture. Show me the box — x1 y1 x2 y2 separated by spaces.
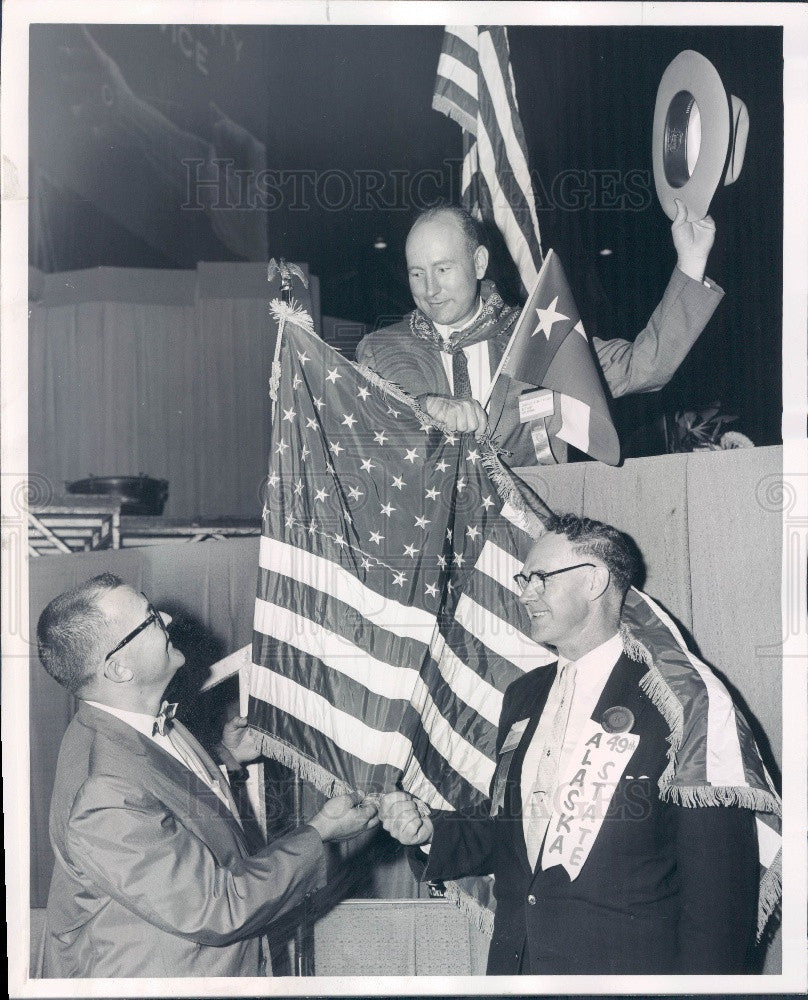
35 573 378 978
378 515 759 974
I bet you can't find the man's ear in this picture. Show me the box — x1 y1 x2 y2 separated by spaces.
473 245 489 280
589 565 611 601
103 655 133 685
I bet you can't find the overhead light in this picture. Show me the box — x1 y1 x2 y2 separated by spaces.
598 248 613 256
373 236 388 250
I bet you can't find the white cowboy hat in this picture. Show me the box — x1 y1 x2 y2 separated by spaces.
653 50 749 221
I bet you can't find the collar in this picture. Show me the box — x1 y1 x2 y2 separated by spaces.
433 296 484 342
409 279 518 353
559 632 623 682
83 699 165 742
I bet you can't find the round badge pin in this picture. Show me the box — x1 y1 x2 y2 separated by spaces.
601 706 635 734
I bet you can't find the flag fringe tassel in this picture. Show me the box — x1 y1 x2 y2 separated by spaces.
757 849 782 940
255 730 352 798
443 881 495 937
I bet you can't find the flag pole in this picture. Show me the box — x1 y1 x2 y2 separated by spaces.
482 250 552 409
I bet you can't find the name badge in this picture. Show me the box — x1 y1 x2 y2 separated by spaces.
541 718 640 879
490 719 530 817
518 388 554 423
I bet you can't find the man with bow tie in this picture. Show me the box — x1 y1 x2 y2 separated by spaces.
36 573 378 978
356 203 721 465
378 515 760 974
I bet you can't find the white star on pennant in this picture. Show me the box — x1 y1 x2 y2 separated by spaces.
387 406 400 418
275 440 289 456
284 514 295 529
457 477 467 493
380 502 396 517
329 440 344 456
446 528 453 542
447 580 454 592
435 459 449 473
391 475 405 490
404 448 419 464
533 295 569 339
313 396 325 410
419 422 432 434
466 449 479 465
348 487 364 501
298 351 310 365
282 406 297 422
481 495 495 510
466 524 480 541
292 375 302 390
425 583 438 598
392 571 406 587
437 554 447 569
425 487 441 501
357 386 371 401
414 515 430 529
369 531 384 545
333 533 347 548
301 444 310 462
374 431 388 446
305 417 318 430
267 472 279 488
360 458 376 473
361 557 373 570
307 520 317 535
294 479 304 497
444 432 457 446
342 413 357 429
404 543 418 558
314 487 329 503
325 367 341 384
454 551 465 567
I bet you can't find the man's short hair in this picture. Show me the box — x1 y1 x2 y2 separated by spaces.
409 204 484 256
37 573 124 693
546 513 641 596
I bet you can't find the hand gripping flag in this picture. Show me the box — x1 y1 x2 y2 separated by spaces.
247 298 779 940
433 25 544 297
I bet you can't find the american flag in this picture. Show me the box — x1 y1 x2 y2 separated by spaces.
495 249 620 465
247 301 780 938
432 25 543 296
248 300 549 808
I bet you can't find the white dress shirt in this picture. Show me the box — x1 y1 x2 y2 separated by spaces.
433 298 492 406
84 699 232 807
521 633 623 858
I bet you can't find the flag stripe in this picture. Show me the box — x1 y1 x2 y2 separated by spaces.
455 593 554 671
259 535 438 640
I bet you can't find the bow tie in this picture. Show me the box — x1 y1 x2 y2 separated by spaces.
153 700 178 736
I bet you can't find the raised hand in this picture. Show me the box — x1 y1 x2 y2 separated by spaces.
672 197 716 283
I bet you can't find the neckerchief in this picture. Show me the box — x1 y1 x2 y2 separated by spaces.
408 279 519 354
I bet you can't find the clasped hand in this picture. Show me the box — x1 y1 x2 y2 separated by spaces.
308 792 380 843
377 790 434 846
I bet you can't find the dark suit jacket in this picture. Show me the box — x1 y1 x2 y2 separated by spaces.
39 702 327 978
422 654 759 975
356 269 723 465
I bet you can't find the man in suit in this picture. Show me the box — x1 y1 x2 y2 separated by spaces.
356 203 722 465
36 573 378 978
378 515 759 974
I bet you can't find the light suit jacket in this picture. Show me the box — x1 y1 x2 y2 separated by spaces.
356 269 723 465
39 701 327 978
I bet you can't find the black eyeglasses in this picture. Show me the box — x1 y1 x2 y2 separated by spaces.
105 595 170 661
513 562 596 593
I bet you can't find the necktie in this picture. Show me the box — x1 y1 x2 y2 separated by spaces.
154 701 242 825
451 347 473 399
524 662 577 869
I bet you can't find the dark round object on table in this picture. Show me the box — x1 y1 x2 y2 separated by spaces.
66 475 169 515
